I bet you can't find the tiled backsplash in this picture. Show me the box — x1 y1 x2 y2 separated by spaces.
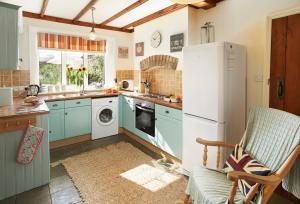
0 70 30 96
116 69 182 97
116 70 140 86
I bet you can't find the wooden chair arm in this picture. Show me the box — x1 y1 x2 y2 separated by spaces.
196 138 235 149
226 172 281 204
196 137 235 169
227 171 281 185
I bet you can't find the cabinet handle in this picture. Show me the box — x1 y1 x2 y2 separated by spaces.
52 104 58 107
109 100 112 103
76 101 81 104
155 118 157 121
49 130 52 134
165 110 169 114
65 112 68 115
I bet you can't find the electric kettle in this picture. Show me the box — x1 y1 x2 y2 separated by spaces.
25 84 40 96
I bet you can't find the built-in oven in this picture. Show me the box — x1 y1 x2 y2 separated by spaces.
135 99 155 137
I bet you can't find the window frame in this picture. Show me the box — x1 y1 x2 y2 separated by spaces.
38 48 106 90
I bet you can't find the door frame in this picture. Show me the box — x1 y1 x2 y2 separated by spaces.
263 7 300 106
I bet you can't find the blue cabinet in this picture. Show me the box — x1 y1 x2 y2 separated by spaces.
156 113 182 159
118 96 123 128
0 2 20 69
47 101 65 142
65 106 91 138
48 109 65 142
0 115 50 200
122 96 135 133
155 104 182 159
46 98 91 141
120 96 183 159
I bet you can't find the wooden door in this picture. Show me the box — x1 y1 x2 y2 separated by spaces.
270 13 300 203
270 14 300 116
285 14 300 115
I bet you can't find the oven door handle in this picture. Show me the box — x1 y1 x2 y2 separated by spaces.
135 104 154 113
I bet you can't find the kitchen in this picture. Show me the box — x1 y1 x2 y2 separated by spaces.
1 0 300 204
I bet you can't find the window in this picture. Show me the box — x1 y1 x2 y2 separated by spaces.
39 50 105 90
39 50 62 85
87 53 105 88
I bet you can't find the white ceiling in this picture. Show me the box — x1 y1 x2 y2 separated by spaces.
1 0 176 28
46 0 91 20
107 0 174 28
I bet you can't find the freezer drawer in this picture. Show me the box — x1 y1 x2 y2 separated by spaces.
182 114 226 173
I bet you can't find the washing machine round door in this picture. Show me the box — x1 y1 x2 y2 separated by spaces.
96 106 115 126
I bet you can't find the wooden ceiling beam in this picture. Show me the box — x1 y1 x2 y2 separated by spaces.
73 0 98 22
100 0 149 25
23 11 134 33
40 0 49 18
122 4 187 29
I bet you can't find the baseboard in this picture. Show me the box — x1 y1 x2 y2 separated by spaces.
120 128 181 164
118 127 124 134
50 134 91 149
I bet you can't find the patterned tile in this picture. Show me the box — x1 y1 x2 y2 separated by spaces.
116 69 182 97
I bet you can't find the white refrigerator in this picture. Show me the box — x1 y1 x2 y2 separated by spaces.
182 42 246 174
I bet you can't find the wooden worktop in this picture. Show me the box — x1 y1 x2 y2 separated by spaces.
0 98 49 119
40 92 119 102
0 91 181 119
121 92 182 110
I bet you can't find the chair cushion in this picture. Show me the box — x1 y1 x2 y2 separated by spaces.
186 166 247 204
223 145 271 197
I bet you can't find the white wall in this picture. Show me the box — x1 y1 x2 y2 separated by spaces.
192 0 300 113
19 17 134 72
133 8 189 70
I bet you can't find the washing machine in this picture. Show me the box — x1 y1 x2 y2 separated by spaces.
92 97 118 140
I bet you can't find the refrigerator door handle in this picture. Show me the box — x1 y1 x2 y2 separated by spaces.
184 113 218 123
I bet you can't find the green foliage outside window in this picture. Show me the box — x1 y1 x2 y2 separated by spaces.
87 55 105 86
39 50 105 88
39 62 61 85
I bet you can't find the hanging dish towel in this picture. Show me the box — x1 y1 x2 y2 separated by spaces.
16 125 46 165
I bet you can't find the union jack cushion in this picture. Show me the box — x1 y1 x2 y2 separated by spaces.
223 145 271 197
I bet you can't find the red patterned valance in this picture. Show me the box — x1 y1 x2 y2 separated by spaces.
37 32 106 52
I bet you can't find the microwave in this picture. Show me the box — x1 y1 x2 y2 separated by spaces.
120 80 134 91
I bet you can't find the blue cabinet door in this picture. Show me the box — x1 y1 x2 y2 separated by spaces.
65 106 91 138
0 2 19 69
156 113 182 159
122 97 135 132
48 109 65 142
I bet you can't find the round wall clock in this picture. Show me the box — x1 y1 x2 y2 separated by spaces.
151 31 162 48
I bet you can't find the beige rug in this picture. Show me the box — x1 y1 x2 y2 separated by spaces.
61 142 187 204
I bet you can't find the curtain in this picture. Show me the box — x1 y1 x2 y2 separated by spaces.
37 32 106 52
